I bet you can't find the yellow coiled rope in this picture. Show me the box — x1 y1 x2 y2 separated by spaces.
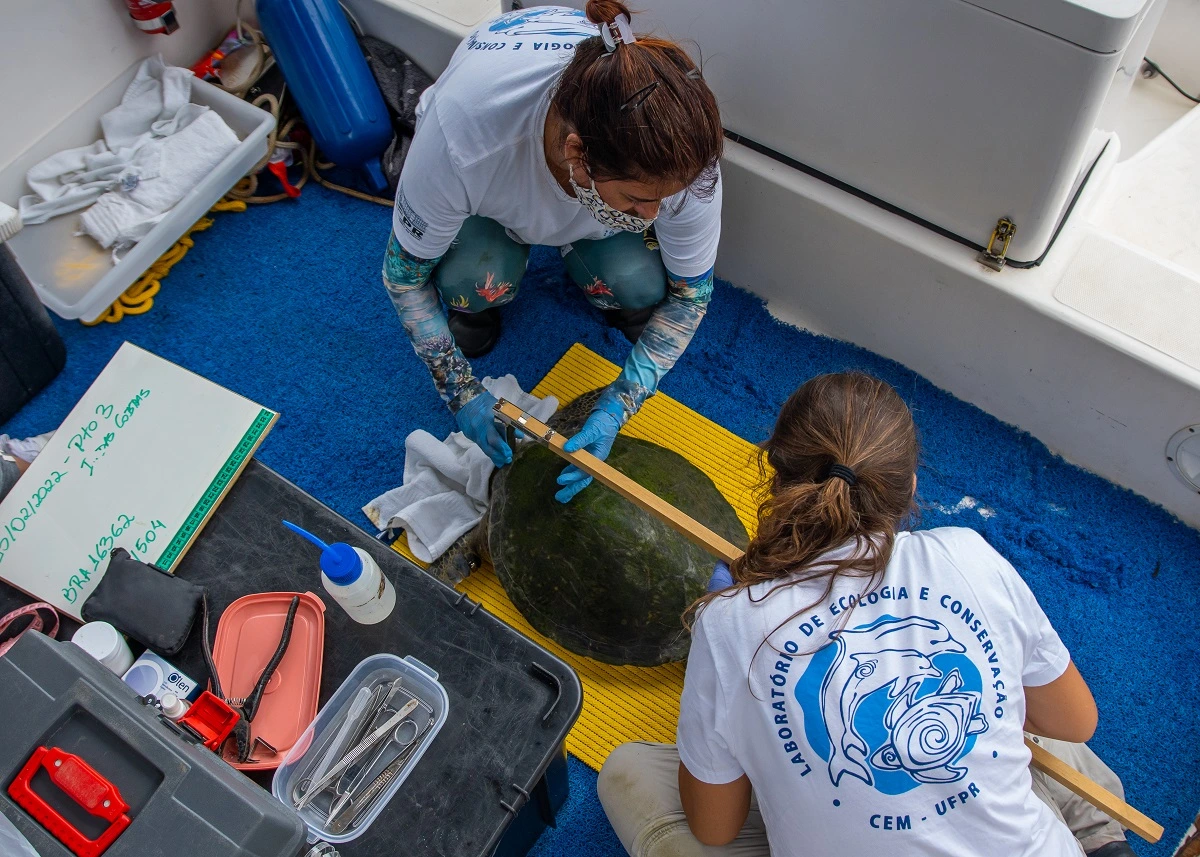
82 198 248 326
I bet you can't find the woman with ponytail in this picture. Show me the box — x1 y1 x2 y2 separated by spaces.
599 373 1136 857
381 2 723 502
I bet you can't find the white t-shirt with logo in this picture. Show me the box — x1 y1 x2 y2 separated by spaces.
678 528 1079 857
392 6 722 278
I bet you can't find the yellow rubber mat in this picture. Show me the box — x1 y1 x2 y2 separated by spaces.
392 343 762 770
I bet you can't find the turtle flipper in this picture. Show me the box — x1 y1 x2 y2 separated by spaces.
870 742 903 771
548 389 603 435
967 712 989 736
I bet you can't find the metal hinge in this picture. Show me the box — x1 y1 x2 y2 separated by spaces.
978 218 1017 271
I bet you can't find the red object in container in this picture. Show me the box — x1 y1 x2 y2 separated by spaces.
177 691 240 751
213 591 325 771
8 746 132 857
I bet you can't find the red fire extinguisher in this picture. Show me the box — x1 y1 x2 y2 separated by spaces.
126 0 179 34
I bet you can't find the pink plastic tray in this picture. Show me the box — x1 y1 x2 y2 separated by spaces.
212 591 325 771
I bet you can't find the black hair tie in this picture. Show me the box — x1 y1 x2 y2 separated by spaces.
826 463 857 486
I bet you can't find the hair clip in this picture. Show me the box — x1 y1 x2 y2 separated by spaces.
620 81 659 112
600 13 635 53
613 14 635 45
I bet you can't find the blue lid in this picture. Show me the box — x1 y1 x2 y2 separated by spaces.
319 542 363 585
282 520 362 585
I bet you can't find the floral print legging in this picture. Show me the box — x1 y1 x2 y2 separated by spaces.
383 215 713 423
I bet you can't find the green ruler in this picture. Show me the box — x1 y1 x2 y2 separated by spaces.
158 408 276 569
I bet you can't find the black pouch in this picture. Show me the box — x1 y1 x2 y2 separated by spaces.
81 548 204 656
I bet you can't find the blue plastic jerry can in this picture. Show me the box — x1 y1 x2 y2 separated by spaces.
257 0 393 192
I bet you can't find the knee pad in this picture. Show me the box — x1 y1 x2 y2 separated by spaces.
598 744 639 802
434 217 529 312
565 235 667 311
603 257 667 310
435 269 521 312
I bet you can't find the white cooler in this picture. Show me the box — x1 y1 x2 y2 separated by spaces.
580 0 1162 264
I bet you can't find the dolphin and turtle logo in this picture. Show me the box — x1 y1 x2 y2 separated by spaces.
871 667 989 784
799 615 988 793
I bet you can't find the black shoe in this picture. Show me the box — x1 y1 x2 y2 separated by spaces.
603 305 656 344
1087 841 1137 857
448 308 501 358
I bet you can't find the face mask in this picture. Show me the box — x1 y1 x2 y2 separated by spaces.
568 163 656 233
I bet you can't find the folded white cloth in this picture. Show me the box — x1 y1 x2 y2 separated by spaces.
81 110 239 251
18 141 160 225
17 55 233 248
363 376 558 563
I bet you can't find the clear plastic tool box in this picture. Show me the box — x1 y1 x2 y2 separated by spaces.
273 653 450 844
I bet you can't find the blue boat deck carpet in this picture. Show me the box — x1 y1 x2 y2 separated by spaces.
3 186 1196 855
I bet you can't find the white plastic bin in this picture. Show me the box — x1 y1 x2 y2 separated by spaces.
0 60 274 322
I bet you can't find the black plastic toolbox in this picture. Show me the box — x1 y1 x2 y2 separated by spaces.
0 631 307 857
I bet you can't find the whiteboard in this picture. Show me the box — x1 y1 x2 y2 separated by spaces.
0 342 277 619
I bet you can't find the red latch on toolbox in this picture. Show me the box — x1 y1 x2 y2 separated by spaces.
176 690 239 751
7 746 132 857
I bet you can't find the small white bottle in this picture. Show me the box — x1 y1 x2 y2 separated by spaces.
159 692 190 721
71 621 135 675
283 521 396 624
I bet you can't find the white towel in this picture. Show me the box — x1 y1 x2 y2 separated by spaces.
0 432 54 462
18 141 161 225
80 110 239 251
363 376 558 563
100 56 206 151
17 55 232 246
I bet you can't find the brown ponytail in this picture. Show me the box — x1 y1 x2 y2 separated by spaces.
584 0 634 25
551 1 723 197
686 373 920 640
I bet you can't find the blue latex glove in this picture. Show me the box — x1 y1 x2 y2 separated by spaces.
555 394 625 503
455 392 512 468
707 560 734 593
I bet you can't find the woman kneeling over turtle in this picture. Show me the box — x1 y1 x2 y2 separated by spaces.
382 1 722 503
599 372 1137 857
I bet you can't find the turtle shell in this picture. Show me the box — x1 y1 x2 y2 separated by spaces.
487 433 749 666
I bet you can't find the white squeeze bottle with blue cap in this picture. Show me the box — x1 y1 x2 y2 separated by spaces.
283 521 396 624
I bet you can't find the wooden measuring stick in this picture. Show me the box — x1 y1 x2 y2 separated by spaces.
494 400 744 563
493 399 1163 843
1026 739 1162 842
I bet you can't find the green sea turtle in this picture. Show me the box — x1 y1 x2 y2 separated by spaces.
427 390 749 666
